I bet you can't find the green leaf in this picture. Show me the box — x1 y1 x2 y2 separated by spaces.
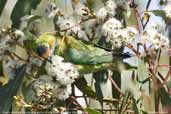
0 60 10 86
27 15 42 26
11 0 41 28
160 0 165 5
111 70 121 105
141 110 148 114
0 65 26 113
149 10 166 19
119 91 131 114
74 77 96 98
0 60 3 76
0 60 5 86
37 61 47 76
126 9 137 27
93 70 108 106
85 108 101 114
21 15 43 30
158 87 171 106
132 98 139 114
85 0 95 10
0 0 7 16
167 80 171 88
24 39 38 51
137 60 149 83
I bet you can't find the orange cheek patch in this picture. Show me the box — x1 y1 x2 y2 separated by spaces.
43 48 51 58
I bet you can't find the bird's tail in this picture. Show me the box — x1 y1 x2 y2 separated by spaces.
112 52 132 60
89 52 132 65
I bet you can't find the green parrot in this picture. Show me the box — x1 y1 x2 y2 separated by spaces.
35 34 134 74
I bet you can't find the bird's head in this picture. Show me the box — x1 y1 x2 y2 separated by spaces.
36 34 57 58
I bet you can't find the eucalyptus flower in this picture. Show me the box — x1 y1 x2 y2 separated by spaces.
26 57 43 75
45 2 59 18
0 33 15 56
163 4 171 18
45 55 79 85
32 75 55 105
140 28 169 50
102 18 122 37
105 0 117 16
53 84 72 100
74 3 92 19
96 7 108 22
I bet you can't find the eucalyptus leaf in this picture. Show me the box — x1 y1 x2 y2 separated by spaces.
158 87 171 106
167 80 171 88
27 15 43 26
24 39 38 51
137 60 149 84
119 91 130 114
132 98 139 114
0 65 26 113
112 70 121 105
0 60 10 86
93 70 109 106
159 0 165 5
85 0 95 10
74 77 96 98
141 110 148 114
126 9 137 27
0 0 7 16
11 0 41 28
0 60 3 76
149 10 166 19
85 108 101 114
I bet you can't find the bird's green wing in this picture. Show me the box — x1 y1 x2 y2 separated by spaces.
64 36 114 65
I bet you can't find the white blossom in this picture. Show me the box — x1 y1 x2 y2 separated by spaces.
53 84 72 100
163 4 171 18
152 33 169 49
32 75 55 104
0 33 15 56
15 29 25 37
20 15 33 29
145 17 166 34
102 17 137 48
96 7 108 22
115 0 129 7
140 29 169 50
105 26 138 48
14 29 26 45
140 29 155 44
56 15 88 39
96 0 117 22
32 75 72 102
125 27 138 42
3 56 18 79
45 55 79 85
56 16 76 31
102 18 122 36
105 0 117 16
74 3 92 19
26 57 43 75
109 29 125 48
45 2 59 18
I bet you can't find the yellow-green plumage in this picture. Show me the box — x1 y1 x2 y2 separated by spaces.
36 34 135 74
